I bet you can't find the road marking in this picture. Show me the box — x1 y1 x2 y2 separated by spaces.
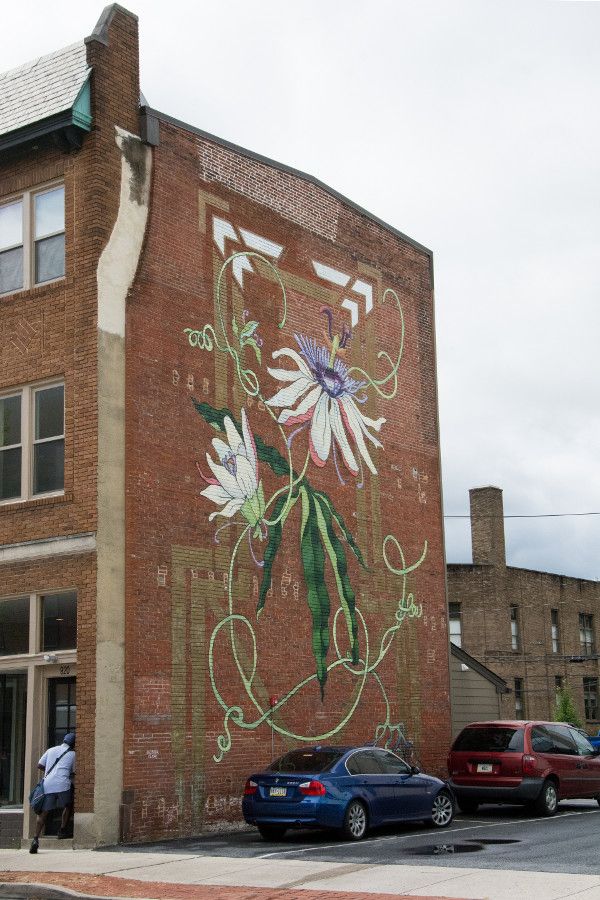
258 807 600 858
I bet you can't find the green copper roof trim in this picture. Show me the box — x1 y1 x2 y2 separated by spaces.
71 76 92 131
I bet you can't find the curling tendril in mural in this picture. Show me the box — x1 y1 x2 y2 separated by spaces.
183 250 426 762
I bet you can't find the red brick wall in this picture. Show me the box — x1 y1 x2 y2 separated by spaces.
0 6 140 823
123 116 450 841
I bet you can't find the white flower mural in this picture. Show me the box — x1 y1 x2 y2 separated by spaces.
198 410 265 528
266 333 386 475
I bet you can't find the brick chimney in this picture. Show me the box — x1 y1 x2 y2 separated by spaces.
469 486 506 567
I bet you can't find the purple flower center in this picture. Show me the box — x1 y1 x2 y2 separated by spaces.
223 453 237 476
315 362 345 398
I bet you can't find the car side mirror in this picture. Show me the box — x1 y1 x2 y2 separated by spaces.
410 765 420 775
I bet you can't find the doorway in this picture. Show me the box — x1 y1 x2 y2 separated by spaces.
44 676 76 835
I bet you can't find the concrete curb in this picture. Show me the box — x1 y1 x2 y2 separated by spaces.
0 884 136 900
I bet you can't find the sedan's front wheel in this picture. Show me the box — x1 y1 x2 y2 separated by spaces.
427 790 454 828
343 799 368 840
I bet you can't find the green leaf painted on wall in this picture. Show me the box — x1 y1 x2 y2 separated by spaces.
315 497 359 665
300 488 331 699
315 490 369 571
257 494 287 617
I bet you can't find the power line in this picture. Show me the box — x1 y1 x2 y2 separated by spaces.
445 512 600 519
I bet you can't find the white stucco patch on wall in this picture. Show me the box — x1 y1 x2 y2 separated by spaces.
97 127 151 337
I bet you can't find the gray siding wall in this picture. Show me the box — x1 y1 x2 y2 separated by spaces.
450 651 502 738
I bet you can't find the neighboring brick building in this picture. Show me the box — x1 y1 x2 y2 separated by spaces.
448 486 600 732
0 5 450 847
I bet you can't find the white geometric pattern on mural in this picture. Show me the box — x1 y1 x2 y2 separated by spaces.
212 216 284 288
311 260 374 328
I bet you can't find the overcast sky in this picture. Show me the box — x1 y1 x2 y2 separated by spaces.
2 0 599 579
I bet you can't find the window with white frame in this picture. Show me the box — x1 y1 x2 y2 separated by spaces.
579 613 595 656
510 605 520 651
551 608 560 654
0 382 64 503
0 183 65 295
448 602 462 647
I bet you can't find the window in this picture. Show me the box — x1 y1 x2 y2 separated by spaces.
452 725 524 753
579 614 595 656
448 602 462 647
510 605 520 651
0 673 27 806
0 382 64 503
345 750 384 775
551 609 560 654
554 675 563 691
42 592 77 651
0 184 64 295
514 677 525 717
373 749 411 775
0 597 29 656
583 677 598 722
569 727 595 756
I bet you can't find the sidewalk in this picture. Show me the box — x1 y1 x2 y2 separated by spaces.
2 846 600 900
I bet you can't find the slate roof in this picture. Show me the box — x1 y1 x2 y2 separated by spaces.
0 41 90 140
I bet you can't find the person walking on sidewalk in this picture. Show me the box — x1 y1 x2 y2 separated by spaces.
30 732 76 854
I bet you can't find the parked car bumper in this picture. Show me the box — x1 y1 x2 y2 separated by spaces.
242 795 344 830
448 776 543 804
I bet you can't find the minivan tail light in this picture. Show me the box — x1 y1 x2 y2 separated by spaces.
244 779 258 795
522 755 537 776
299 779 326 796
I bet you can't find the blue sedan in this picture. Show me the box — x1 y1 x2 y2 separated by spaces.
242 745 454 840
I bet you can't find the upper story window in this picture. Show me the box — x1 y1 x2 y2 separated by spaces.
0 183 65 296
0 381 64 504
551 608 561 654
448 601 462 647
510 605 520 651
579 613 595 656
583 677 599 722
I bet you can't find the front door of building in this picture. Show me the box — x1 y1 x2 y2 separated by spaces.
44 676 76 835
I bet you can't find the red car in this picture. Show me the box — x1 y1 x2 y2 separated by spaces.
447 720 600 816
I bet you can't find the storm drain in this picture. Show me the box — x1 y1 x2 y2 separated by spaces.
408 843 483 855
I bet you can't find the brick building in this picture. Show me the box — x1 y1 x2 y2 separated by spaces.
448 486 600 731
0 5 450 847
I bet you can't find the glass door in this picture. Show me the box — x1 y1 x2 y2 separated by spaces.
47 677 76 747
45 676 76 835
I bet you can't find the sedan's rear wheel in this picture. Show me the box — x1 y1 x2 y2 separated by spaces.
257 824 287 841
427 790 454 828
343 799 367 840
534 779 558 817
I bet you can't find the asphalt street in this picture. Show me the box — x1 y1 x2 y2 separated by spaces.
108 800 600 876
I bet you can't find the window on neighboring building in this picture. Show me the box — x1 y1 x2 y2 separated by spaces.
554 675 563 691
0 382 64 503
551 609 560 654
510 605 520 651
514 677 525 717
579 613 595 656
583 677 598 722
448 602 462 647
0 183 64 295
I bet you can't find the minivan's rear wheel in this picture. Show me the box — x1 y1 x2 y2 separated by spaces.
427 790 454 828
343 799 367 840
257 824 287 841
456 798 479 815
535 779 558 817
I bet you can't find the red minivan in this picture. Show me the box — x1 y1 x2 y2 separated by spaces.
447 720 600 816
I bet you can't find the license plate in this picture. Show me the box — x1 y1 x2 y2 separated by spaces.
477 763 493 773
269 787 287 797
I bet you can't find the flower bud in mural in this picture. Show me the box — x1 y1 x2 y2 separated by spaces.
199 410 265 533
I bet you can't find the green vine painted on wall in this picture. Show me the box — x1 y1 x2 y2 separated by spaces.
183 250 426 762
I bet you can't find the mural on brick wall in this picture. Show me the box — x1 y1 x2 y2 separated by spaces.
183 220 427 763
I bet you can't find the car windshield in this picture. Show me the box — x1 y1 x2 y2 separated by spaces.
453 726 524 752
267 749 344 773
